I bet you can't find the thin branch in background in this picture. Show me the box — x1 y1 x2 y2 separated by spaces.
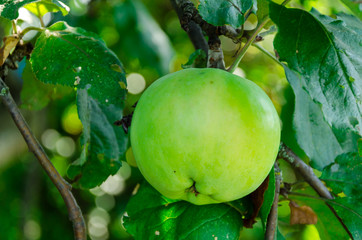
265 162 282 240
278 142 333 199
0 78 86 240
0 44 86 240
252 43 283 67
227 18 270 73
284 192 354 238
278 144 353 238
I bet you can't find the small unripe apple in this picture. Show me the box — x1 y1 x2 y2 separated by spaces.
131 68 280 205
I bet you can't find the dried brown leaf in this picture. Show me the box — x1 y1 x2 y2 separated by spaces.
289 200 318 225
244 175 270 228
0 35 20 66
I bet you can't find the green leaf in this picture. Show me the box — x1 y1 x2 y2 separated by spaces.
0 0 36 20
339 0 362 20
286 184 350 240
329 197 362 240
259 167 275 230
29 21 128 187
21 60 72 110
321 152 362 239
256 0 273 29
113 0 174 75
123 182 244 240
283 67 344 169
67 89 128 188
270 3 362 169
321 152 362 196
198 0 253 28
30 21 127 107
24 0 69 18
181 49 207 69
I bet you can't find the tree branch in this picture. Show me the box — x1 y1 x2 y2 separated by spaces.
0 78 86 239
265 163 281 240
0 44 86 239
170 0 208 56
170 0 240 70
227 18 269 73
278 142 333 199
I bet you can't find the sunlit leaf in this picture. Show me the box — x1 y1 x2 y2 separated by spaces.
24 0 69 18
30 21 127 107
0 0 35 20
0 35 19 65
123 181 244 240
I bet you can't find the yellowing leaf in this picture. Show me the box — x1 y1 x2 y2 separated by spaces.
0 35 20 66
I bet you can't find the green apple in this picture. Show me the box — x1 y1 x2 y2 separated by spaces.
286 225 321 240
130 68 280 205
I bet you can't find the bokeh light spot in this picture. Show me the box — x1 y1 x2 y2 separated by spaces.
126 73 146 95
55 136 75 157
41 129 61 151
24 220 41 240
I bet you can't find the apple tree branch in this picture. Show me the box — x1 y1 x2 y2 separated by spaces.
0 45 87 240
278 142 333 199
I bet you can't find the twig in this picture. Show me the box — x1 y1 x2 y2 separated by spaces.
0 78 86 239
252 43 283 67
207 35 226 69
170 0 241 70
278 142 333 199
227 18 270 73
227 0 292 73
265 163 281 240
285 191 354 238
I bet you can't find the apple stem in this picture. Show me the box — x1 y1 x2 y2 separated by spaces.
187 181 200 196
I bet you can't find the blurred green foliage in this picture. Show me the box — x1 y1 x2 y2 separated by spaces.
0 0 355 239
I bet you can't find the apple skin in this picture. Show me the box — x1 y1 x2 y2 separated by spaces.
130 68 280 205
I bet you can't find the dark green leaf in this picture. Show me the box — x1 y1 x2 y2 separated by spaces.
198 0 253 28
123 182 244 240
113 0 174 75
321 152 362 196
30 21 127 107
329 197 362 240
283 67 344 169
0 0 35 20
24 0 69 18
321 152 362 239
67 89 128 188
270 3 362 169
339 0 362 20
181 49 207 69
259 167 275 230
